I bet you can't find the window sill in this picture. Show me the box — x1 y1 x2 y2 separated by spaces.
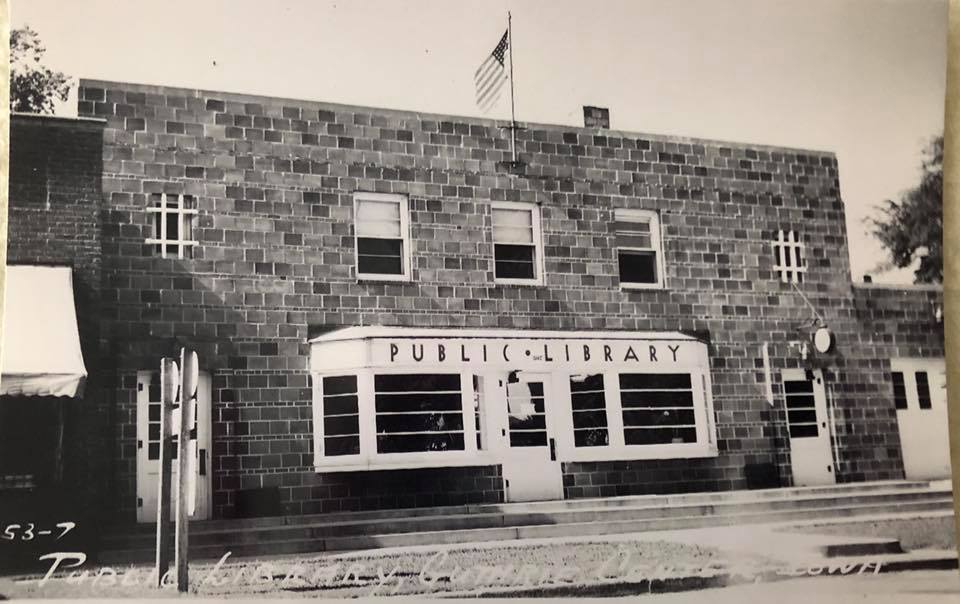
314 451 498 473
620 282 665 291
357 274 411 284
493 279 545 287
559 442 718 463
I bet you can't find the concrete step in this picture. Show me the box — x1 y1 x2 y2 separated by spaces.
96 489 954 565
100 484 951 549
109 479 937 536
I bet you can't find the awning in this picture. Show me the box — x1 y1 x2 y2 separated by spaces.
0 265 87 397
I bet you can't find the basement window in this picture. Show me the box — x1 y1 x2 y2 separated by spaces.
354 192 410 280
773 229 806 283
492 201 543 284
146 194 198 259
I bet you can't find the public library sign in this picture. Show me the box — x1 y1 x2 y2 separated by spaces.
309 327 709 373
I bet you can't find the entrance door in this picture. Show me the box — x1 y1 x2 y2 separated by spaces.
501 373 564 502
891 359 950 479
783 369 835 486
136 370 212 522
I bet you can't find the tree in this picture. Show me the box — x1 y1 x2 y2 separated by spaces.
869 135 943 284
10 26 71 114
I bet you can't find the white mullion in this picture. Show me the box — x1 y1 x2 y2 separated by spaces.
606 372 626 448
159 194 168 258
357 371 376 460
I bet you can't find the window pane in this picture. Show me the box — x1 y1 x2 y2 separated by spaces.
494 244 536 279
570 374 608 448
373 374 465 454
618 251 658 284
357 199 401 221
323 375 359 457
357 237 403 275
784 378 818 438
493 208 534 244
507 381 548 448
619 373 696 446
615 233 653 248
891 371 908 410
916 371 932 409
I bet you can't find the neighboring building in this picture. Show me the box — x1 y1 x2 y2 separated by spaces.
2 80 946 532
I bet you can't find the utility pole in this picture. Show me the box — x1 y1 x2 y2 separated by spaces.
175 349 199 593
155 357 178 586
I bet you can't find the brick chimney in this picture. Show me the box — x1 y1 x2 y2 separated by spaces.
583 106 610 129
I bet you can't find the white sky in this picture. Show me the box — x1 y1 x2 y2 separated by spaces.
12 0 948 283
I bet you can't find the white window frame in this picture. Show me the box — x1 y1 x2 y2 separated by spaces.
312 369 493 472
353 192 411 281
615 209 665 290
773 229 807 283
491 201 545 285
145 193 199 259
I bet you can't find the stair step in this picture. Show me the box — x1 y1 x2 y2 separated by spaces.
95 494 954 565
98 486 952 549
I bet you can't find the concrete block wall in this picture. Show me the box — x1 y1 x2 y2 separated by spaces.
6 114 110 519
72 79 939 521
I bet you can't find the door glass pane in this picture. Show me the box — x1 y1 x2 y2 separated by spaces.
784 378 818 438
507 381 547 447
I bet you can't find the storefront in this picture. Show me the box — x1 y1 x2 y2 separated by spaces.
310 327 716 502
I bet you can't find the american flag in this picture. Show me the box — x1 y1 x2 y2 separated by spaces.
474 30 509 113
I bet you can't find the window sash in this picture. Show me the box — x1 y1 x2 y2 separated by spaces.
145 194 198 259
615 210 663 287
354 193 409 279
492 202 542 283
773 230 806 283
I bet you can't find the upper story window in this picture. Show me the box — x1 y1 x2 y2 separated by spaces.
492 201 543 284
354 192 410 280
146 193 198 259
773 229 806 283
615 209 664 288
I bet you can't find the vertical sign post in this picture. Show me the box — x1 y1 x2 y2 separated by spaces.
175 348 199 593
155 357 178 586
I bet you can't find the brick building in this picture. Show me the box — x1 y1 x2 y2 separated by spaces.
2 79 946 533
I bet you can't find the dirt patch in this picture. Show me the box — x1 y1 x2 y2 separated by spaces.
0 539 778 599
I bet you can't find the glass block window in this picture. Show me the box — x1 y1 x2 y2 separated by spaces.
146 194 198 259
354 193 409 279
492 202 542 282
569 374 609 447
322 376 360 456
784 377 818 438
615 209 664 288
373 374 464 453
619 373 697 445
773 229 806 283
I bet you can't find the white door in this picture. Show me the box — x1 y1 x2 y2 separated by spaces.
501 373 564 502
783 369 835 486
891 359 950 479
136 370 213 522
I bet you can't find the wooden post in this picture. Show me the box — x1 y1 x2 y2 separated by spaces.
175 349 199 593
155 357 178 587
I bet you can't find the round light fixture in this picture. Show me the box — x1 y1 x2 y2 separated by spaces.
812 327 835 354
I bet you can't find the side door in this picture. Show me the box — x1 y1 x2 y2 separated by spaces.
782 368 835 486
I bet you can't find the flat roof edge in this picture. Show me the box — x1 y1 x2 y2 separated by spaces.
853 282 943 292
78 78 837 157
12 112 107 127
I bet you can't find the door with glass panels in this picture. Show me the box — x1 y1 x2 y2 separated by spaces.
782 368 835 486
136 370 212 522
891 358 949 479
501 373 564 502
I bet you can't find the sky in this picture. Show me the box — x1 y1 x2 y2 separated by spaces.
11 0 948 283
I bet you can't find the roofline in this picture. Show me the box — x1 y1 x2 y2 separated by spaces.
852 282 943 292
78 78 838 158
309 326 705 344
11 112 106 127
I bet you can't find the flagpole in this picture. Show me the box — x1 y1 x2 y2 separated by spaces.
508 11 517 162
